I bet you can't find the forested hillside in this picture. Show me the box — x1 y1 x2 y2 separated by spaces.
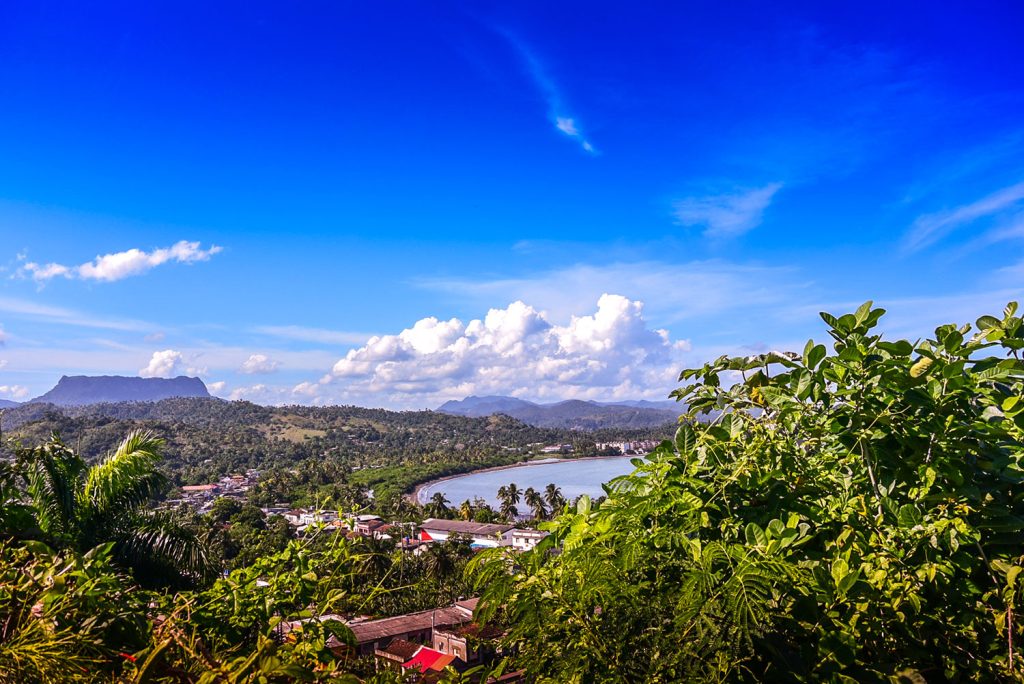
0 398 675 509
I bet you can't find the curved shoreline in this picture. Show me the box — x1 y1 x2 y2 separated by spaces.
409 454 635 505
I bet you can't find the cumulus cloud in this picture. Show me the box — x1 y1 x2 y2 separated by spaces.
206 380 227 394
675 183 783 239
239 353 280 374
229 384 299 405
319 294 689 405
0 384 29 400
139 349 184 378
20 240 222 283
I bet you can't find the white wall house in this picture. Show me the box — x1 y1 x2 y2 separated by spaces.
510 528 549 552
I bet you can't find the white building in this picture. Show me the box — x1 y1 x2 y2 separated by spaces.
510 528 549 552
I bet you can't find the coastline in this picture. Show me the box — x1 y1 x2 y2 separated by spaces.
408 454 635 505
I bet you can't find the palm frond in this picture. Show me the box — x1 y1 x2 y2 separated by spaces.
82 430 168 519
113 510 213 587
23 436 85 543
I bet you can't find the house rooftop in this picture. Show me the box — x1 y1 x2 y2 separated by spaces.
348 599 477 644
376 638 421 660
419 518 514 536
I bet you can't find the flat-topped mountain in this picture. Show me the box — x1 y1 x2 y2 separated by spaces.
437 395 680 429
29 375 210 406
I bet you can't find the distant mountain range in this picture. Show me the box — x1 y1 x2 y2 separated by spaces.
26 375 210 406
436 395 681 429
0 399 20 409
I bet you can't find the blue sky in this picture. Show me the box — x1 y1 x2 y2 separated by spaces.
1 2 1022 408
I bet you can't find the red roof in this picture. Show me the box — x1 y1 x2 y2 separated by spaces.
403 646 456 672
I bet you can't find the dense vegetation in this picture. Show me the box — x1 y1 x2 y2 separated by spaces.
2 301 1022 682
472 302 1024 681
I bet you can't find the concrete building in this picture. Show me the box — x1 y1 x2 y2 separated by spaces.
510 528 550 552
418 519 514 548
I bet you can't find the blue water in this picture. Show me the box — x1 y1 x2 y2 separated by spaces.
416 457 638 509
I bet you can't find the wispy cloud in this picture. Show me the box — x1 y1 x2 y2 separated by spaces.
904 180 1024 252
18 240 222 283
674 184 783 239
0 295 153 332
252 325 373 346
502 30 597 154
414 259 802 326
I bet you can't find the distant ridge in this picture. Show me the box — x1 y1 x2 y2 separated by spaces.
437 395 681 430
0 399 20 409
29 375 210 407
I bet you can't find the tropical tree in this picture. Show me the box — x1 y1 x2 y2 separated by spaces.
471 301 1024 682
8 430 211 587
523 487 547 520
427 491 450 518
543 483 565 514
505 482 521 506
496 482 522 520
458 499 474 521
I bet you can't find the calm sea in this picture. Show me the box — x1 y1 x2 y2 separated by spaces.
416 456 638 509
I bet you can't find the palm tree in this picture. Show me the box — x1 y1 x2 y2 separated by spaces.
497 483 522 521
499 499 519 521
12 431 211 588
427 492 450 517
544 483 566 514
458 499 474 521
524 487 547 520
505 482 522 506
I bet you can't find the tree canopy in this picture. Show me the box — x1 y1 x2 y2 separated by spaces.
472 301 1024 682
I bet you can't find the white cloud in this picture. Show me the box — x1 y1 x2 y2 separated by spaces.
0 384 29 400
555 117 579 136
905 181 1024 252
675 183 783 239
144 331 166 343
503 31 597 155
0 295 152 332
229 384 299 405
0 360 8 369
20 240 222 283
239 353 280 374
206 380 227 394
252 325 372 346
22 263 72 281
320 294 689 406
139 349 184 378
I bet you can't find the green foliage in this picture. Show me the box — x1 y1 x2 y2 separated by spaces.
5 431 212 588
0 541 147 683
471 302 1024 682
